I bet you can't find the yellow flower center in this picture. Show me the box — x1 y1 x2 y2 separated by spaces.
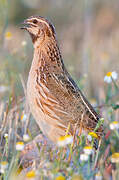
95 172 102 177
5 32 12 38
55 176 66 180
106 72 112 77
65 134 72 139
84 146 92 150
21 113 27 121
16 141 24 146
112 121 119 124
58 136 66 141
111 153 119 159
26 170 36 178
58 135 72 142
21 114 24 120
1 161 8 166
88 132 98 139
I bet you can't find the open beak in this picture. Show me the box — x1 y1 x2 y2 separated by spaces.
20 20 31 30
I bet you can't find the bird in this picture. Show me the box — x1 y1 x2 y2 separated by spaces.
21 15 104 144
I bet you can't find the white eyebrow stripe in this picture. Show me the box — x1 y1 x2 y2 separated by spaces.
31 18 50 29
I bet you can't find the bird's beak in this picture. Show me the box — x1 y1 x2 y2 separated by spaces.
20 20 31 30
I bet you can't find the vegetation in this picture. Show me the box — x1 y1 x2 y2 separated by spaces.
0 0 119 179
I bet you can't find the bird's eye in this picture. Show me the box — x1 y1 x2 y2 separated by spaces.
33 19 38 24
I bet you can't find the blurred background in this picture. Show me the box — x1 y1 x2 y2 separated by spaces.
0 0 119 104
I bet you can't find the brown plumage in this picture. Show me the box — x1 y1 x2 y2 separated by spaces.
21 16 103 143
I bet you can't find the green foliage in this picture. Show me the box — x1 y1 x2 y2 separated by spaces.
0 0 119 179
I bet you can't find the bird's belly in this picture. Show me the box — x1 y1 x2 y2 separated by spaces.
27 73 66 142
27 73 50 136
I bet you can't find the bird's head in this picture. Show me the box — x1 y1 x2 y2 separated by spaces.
21 16 56 47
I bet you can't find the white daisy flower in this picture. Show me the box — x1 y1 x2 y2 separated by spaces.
64 135 73 145
57 135 73 147
111 153 119 163
23 134 30 142
16 141 24 151
95 172 103 180
4 133 8 138
83 146 94 155
109 121 119 130
104 71 118 83
21 40 27 46
80 153 89 161
0 168 5 174
0 161 8 174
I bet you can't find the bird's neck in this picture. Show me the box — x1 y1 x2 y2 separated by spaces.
33 37 64 70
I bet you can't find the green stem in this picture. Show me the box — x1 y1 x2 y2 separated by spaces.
111 77 119 91
114 130 119 139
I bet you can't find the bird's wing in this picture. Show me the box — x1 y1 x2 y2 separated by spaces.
35 66 103 136
49 71 103 136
